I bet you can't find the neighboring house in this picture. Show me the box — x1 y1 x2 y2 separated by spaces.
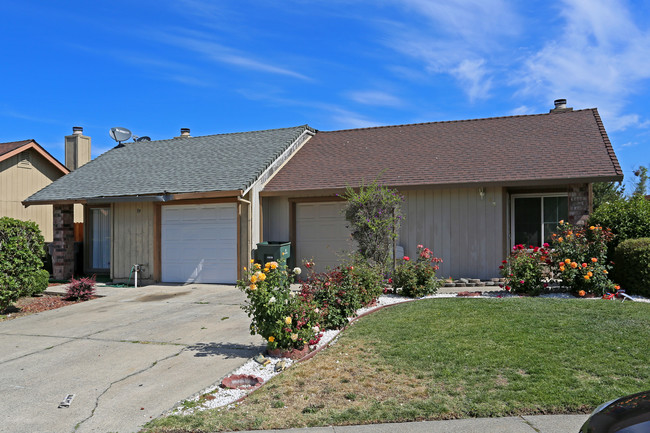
24 125 316 284
262 101 623 279
0 139 69 242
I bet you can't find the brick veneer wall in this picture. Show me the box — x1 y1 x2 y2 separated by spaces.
52 204 74 280
568 183 592 226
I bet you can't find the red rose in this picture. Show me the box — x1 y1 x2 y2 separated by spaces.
403 256 410 261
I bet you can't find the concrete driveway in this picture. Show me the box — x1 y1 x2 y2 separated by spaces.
0 284 264 433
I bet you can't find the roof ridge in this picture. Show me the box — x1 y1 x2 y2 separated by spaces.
319 109 597 133
590 108 623 176
143 124 313 145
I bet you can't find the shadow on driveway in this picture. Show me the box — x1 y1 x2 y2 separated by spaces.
186 341 265 358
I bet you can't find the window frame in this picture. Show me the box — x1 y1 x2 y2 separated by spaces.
510 193 568 247
87 205 111 273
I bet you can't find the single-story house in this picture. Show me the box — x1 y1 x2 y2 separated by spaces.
261 101 623 279
24 125 315 283
24 100 623 283
1 139 70 242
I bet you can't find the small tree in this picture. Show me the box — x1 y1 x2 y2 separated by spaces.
592 181 625 210
342 180 403 271
632 165 648 198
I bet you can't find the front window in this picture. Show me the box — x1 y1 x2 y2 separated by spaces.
511 195 568 246
90 207 111 270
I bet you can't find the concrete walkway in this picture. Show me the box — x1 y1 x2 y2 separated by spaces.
0 283 263 433
232 414 589 432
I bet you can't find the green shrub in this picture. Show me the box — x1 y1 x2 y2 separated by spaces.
0 217 46 310
342 180 403 271
301 266 363 330
499 244 549 295
22 269 50 297
550 222 616 296
391 245 442 297
589 196 650 258
345 255 385 306
238 260 320 350
613 238 650 297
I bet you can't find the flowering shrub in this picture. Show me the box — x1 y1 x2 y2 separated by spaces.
342 180 403 270
299 256 385 330
550 221 616 296
238 260 321 351
391 245 442 297
66 275 96 301
500 244 550 295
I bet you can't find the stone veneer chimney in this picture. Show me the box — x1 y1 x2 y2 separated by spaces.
65 126 91 170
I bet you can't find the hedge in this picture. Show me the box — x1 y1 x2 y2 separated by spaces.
613 238 650 297
0 217 47 310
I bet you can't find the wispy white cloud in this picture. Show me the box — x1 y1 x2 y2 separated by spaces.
379 0 521 101
146 29 310 81
509 105 535 116
517 0 650 131
346 90 404 107
451 59 492 102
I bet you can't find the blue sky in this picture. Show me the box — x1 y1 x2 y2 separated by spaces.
2 0 649 190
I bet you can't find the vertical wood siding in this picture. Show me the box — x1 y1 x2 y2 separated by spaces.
399 187 504 280
262 196 290 241
0 150 64 242
111 202 154 281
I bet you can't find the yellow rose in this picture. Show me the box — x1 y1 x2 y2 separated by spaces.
564 259 571 264
285 316 292 325
250 275 258 283
268 336 275 342
584 275 590 280
249 284 256 291
250 259 255 264
254 263 261 269
269 261 278 269
258 273 266 281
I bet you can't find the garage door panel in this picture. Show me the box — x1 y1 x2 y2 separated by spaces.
296 202 355 274
161 204 237 284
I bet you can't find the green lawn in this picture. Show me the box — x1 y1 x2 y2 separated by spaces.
145 298 650 432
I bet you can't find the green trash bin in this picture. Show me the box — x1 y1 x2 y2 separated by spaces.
255 241 292 267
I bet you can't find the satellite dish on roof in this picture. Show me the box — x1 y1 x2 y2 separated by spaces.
136 136 151 142
109 127 132 143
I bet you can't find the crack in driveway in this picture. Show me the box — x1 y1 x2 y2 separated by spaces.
72 347 186 433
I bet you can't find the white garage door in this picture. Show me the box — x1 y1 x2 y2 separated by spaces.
296 202 355 273
161 203 237 284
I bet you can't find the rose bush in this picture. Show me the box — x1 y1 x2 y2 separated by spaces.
499 244 550 295
550 221 616 296
391 245 442 297
238 260 321 351
300 258 385 330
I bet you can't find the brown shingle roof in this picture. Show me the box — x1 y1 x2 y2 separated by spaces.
0 139 69 174
0 140 33 157
264 109 623 193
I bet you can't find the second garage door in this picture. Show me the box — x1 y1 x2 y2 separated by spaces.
296 202 355 273
161 203 237 284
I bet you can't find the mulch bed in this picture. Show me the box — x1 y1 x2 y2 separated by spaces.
0 295 86 322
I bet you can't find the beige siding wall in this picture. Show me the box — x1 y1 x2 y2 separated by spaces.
399 187 505 280
262 196 290 241
111 202 155 281
0 149 64 242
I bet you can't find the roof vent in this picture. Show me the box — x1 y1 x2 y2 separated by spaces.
72 126 83 135
550 98 573 113
176 128 191 138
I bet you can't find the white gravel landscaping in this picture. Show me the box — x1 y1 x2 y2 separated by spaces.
171 289 649 415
